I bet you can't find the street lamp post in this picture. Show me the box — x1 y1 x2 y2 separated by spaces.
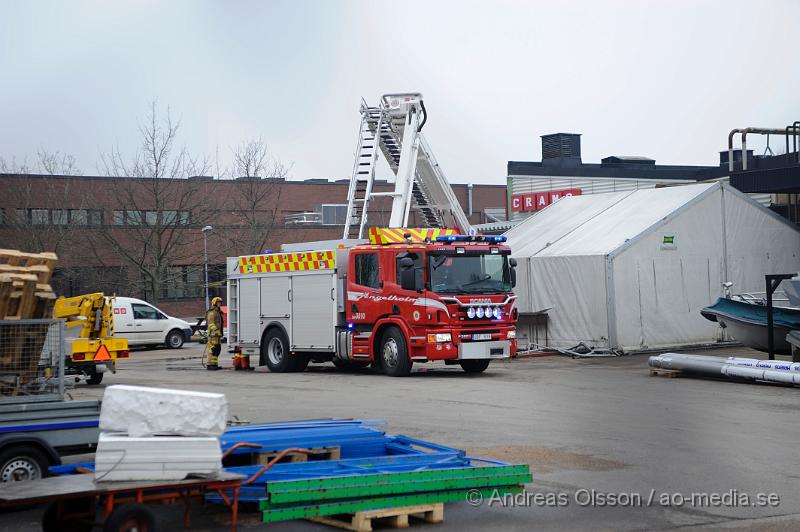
202 225 213 310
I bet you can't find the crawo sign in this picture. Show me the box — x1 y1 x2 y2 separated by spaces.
511 188 582 212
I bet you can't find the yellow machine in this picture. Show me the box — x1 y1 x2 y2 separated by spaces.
52 293 129 385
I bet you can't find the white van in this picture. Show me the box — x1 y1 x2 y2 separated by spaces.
112 297 194 349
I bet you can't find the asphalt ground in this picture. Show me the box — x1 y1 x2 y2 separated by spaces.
3 343 799 531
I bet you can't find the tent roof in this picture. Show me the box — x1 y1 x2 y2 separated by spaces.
506 183 718 257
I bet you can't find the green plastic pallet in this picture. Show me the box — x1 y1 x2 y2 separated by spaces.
265 470 531 505
260 485 524 522
266 464 531 497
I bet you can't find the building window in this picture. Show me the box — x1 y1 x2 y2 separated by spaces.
321 204 348 225
125 210 144 226
0 208 5 225
160 265 204 299
51 209 68 225
31 209 49 225
354 253 380 288
113 210 125 225
68 209 87 225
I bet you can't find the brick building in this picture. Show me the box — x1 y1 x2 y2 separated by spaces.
0 173 506 316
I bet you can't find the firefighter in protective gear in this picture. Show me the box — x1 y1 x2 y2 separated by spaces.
206 297 223 370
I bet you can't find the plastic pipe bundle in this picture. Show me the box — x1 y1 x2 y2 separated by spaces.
649 353 800 386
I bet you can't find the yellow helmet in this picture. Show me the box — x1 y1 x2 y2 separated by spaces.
211 297 223 306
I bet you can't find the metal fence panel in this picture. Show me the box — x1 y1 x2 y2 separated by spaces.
0 319 65 403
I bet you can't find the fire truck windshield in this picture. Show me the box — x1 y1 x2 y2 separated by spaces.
428 253 512 294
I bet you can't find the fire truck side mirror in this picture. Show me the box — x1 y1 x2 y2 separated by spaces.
509 257 517 288
399 258 418 291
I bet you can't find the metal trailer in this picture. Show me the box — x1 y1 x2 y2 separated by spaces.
227 241 357 366
0 471 245 532
0 319 101 482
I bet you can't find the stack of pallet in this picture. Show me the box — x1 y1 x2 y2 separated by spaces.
0 249 58 320
0 249 59 392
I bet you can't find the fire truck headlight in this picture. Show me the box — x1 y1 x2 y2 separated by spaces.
476 307 485 318
427 333 452 343
507 329 516 339
467 307 476 319
484 307 493 319
493 307 502 319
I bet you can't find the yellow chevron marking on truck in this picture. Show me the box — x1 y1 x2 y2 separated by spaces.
238 250 335 275
368 227 458 245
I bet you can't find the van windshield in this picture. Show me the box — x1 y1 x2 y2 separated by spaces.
428 253 512 294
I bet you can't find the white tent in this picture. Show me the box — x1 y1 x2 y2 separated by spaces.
505 182 800 353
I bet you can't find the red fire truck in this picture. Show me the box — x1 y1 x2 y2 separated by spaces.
227 92 519 375
226 228 517 376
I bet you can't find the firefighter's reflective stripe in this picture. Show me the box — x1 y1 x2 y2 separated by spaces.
238 251 335 275
368 227 458 245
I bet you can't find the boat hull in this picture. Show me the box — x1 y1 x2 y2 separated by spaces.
701 297 800 355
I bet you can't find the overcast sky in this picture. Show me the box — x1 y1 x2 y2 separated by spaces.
1 0 799 184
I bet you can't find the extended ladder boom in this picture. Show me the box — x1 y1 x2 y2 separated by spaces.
343 93 471 239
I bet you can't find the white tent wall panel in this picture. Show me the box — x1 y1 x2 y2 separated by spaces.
722 186 800 295
610 188 726 350
527 254 609 349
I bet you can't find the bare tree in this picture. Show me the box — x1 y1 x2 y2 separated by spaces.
0 149 80 176
223 138 287 255
92 101 214 304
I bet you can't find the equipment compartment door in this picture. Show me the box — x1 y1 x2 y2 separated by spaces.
237 278 261 344
260 275 292 339
291 273 336 350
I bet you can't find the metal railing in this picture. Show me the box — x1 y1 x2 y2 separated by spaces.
0 319 65 403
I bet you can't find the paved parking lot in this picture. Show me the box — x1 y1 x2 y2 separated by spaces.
4 343 800 531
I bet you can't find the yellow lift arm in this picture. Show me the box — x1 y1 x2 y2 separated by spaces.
53 293 128 366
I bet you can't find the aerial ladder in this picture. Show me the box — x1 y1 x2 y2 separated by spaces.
342 93 473 239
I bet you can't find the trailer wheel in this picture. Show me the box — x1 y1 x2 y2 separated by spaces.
379 327 412 377
104 503 155 532
459 359 491 373
0 445 49 483
262 328 294 372
86 369 104 385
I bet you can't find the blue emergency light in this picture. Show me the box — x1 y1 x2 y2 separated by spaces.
435 235 507 243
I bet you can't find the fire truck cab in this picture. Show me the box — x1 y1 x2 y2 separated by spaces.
226 228 518 377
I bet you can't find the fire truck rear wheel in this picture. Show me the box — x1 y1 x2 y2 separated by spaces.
379 327 412 377
459 359 491 373
262 328 306 372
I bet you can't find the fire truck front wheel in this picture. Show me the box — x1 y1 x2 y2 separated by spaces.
379 327 412 377
459 359 491 373
262 328 307 373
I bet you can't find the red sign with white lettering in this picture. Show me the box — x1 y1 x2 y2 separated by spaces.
511 188 582 212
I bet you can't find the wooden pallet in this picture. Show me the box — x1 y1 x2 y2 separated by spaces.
650 368 681 378
309 503 444 532
0 250 58 320
255 446 341 465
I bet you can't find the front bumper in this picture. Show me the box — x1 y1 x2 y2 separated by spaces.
458 340 511 360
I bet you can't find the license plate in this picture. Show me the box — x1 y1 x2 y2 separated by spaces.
472 333 492 341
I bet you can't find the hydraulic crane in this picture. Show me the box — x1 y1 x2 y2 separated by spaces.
52 293 129 385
